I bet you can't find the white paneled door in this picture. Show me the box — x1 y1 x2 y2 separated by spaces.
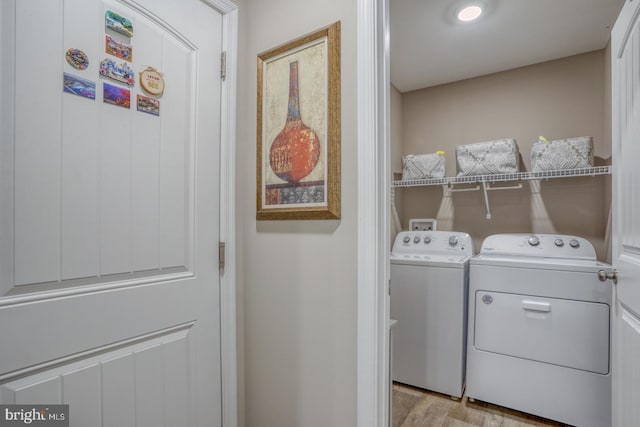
0 0 224 425
612 0 640 425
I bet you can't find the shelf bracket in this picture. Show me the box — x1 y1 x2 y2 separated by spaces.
481 178 491 220
447 184 480 193
480 181 523 219
486 182 523 191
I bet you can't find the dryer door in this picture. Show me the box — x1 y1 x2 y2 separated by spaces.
473 291 610 374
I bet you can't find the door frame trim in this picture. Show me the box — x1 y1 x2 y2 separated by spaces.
357 0 391 426
205 0 239 426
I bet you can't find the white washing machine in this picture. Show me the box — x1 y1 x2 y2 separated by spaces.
390 230 474 398
467 233 613 427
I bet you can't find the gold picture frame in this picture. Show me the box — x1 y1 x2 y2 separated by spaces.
256 22 341 220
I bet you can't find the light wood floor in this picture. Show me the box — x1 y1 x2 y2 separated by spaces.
393 383 572 427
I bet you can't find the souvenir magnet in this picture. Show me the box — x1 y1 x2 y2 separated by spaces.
63 73 96 99
139 67 164 96
105 10 134 37
105 35 132 62
103 82 130 108
65 48 89 70
100 58 134 86
137 95 160 116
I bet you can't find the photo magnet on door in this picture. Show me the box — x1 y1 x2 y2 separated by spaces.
103 82 130 108
105 34 132 62
105 10 134 37
137 95 160 116
62 73 95 100
65 48 89 70
99 58 135 86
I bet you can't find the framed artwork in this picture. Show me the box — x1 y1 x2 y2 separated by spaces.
256 22 341 220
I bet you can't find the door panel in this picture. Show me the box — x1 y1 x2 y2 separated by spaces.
5 0 199 290
61 0 102 281
612 0 640 425
1 326 193 427
13 0 63 286
0 0 223 425
614 308 640 424
614 0 640 311
102 355 135 427
63 365 102 426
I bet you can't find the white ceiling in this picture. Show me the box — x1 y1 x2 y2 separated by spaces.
390 0 626 93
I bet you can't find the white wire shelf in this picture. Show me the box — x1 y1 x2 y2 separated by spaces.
392 165 611 188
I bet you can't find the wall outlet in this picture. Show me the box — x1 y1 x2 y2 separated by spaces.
409 218 437 231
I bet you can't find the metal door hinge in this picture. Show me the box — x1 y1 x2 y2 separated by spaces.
220 51 227 81
219 241 226 271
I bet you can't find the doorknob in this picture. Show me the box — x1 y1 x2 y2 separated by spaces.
598 270 618 284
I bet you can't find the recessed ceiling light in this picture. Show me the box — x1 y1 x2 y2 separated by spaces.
457 5 482 22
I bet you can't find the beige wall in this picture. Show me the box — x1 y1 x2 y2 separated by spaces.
236 0 357 426
390 84 404 177
390 84 403 245
397 50 610 258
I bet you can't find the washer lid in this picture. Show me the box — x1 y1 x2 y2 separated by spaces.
471 254 610 273
390 254 469 268
479 233 597 260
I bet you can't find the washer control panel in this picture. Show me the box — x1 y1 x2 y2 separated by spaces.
392 231 474 256
480 234 596 260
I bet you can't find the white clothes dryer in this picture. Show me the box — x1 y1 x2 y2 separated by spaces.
467 234 613 427
390 230 474 398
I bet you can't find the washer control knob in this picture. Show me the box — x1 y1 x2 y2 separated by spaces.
414 236 421 244
449 235 458 246
554 238 564 247
424 236 432 244
569 239 580 248
528 235 540 246
403 236 411 244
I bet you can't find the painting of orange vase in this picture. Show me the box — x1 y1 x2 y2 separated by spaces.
257 22 340 220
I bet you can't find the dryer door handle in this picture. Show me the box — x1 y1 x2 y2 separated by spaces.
522 300 551 312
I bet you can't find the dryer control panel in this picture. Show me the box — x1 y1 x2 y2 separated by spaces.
479 233 596 260
392 231 474 256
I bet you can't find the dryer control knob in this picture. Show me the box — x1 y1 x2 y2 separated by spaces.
414 236 421 244
449 235 458 246
403 236 411 244
554 238 564 247
569 239 580 248
424 236 432 244
528 236 540 246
